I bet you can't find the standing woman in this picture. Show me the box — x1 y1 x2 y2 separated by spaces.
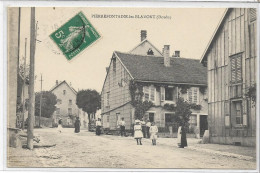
74 117 81 133
179 125 187 148
96 118 102 135
149 122 158 145
58 119 63 133
134 120 143 145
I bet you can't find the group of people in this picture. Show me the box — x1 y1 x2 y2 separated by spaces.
133 119 158 145
133 117 187 148
57 117 81 133
58 116 187 148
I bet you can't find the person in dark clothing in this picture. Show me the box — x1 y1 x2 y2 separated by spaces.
140 118 146 138
179 126 187 148
74 117 81 133
96 118 102 135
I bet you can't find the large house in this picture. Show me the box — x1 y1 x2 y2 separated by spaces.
200 8 257 146
50 80 83 127
101 31 208 136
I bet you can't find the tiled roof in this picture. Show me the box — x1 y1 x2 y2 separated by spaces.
115 51 207 85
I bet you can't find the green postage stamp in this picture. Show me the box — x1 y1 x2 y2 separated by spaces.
50 11 100 60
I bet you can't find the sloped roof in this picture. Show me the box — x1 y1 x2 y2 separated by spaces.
200 8 230 63
50 80 77 95
115 51 207 85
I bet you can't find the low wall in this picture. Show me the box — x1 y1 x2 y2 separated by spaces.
35 116 53 127
210 136 256 147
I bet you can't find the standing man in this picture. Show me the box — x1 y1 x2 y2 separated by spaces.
146 120 151 138
119 117 126 137
140 118 146 138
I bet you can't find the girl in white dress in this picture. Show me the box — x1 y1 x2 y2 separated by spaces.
57 119 63 133
134 120 143 145
149 122 158 145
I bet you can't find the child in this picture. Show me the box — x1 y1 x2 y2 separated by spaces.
149 122 158 145
58 119 63 133
134 120 143 145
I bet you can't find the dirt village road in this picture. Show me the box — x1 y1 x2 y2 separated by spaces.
7 128 256 169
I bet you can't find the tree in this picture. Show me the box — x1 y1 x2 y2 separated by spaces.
35 91 57 118
175 97 192 129
76 89 101 122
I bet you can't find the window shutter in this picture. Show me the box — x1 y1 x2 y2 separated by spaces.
150 87 155 101
243 100 248 126
231 58 236 83
188 88 193 103
160 87 165 101
236 56 242 82
224 101 230 127
193 88 198 104
249 8 256 22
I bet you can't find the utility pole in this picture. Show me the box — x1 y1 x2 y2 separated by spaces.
39 74 43 127
27 7 36 150
22 38 27 130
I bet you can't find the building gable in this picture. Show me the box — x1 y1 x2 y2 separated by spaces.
129 39 163 56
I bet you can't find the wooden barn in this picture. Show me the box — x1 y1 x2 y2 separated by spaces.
200 8 257 146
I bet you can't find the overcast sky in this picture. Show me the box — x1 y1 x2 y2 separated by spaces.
18 7 226 93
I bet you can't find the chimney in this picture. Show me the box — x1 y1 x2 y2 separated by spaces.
56 80 59 85
175 50 180 57
163 45 170 67
141 30 147 42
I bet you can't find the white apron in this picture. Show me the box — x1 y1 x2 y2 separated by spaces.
177 126 182 147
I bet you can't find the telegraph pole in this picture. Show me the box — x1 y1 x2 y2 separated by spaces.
22 38 27 130
27 7 36 150
39 74 43 127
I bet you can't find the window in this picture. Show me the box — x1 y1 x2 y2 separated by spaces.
232 101 243 125
189 114 197 127
57 99 62 104
165 87 174 101
56 108 60 114
230 54 243 98
160 87 165 101
187 87 199 104
165 113 175 124
105 92 110 107
63 90 66 95
68 108 72 115
107 115 109 122
69 99 72 105
147 48 154 55
148 113 155 122
143 86 156 102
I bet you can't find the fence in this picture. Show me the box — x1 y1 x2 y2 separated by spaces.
34 116 53 127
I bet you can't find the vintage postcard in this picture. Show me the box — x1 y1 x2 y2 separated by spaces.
5 4 258 171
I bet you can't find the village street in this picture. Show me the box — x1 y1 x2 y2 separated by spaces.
8 128 256 169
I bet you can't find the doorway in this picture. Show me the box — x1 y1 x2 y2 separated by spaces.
149 113 155 122
200 115 208 137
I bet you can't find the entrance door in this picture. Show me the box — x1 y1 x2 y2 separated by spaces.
149 113 154 122
200 115 208 137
